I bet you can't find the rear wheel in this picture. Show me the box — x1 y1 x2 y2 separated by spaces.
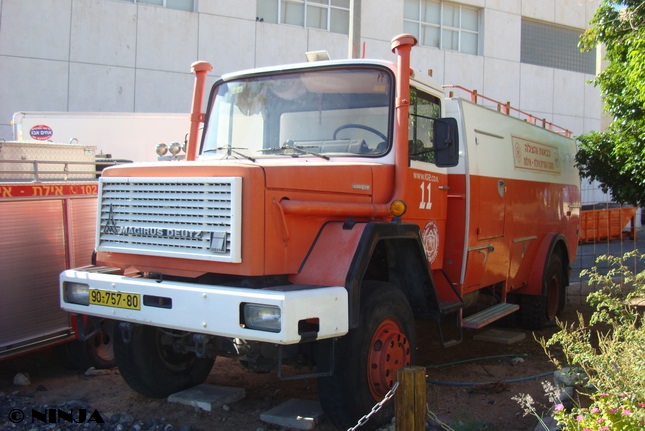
520 253 565 329
114 324 214 398
317 281 416 430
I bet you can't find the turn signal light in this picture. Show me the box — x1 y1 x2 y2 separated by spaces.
390 200 407 217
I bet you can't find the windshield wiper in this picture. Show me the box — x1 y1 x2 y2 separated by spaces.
259 140 330 161
203 147 256 162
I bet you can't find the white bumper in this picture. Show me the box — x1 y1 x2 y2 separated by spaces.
60 269 348 345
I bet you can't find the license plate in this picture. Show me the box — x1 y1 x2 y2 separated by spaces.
89 289 141 310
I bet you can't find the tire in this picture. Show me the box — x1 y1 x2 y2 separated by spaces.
57 318 116 370
317 281 416 430
114 324 214 398
520 253 565 329
85 318 116 369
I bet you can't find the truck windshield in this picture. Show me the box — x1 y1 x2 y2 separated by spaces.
201 66 393 159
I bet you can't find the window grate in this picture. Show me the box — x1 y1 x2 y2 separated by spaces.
521 18 596 74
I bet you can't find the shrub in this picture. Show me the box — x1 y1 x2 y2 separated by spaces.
543 251 645 430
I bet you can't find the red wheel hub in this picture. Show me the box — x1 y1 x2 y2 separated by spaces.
546 274 560 320
367 318 411 400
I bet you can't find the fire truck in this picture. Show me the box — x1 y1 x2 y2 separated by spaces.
60 34 580 429
0 140 114 368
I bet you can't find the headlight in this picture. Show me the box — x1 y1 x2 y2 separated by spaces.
63 282 90 305
169 142 183 155
156 143 168 156
243 303 281 333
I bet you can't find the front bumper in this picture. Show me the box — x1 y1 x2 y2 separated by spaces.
60 267 348 345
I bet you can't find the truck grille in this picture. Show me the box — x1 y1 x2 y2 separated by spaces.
96 177 242 263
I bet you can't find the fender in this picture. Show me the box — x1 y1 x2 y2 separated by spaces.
345 222 439 328
290 221 368 288
516 232 569 296
290 221 439 329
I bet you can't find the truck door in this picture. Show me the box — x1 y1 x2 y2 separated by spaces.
474 130 507 240
404 87 449 270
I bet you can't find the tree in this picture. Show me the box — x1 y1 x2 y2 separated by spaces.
577 0 645 206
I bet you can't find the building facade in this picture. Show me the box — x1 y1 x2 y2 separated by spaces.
0 0 601 149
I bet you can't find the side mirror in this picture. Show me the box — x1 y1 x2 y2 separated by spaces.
433 117 459 167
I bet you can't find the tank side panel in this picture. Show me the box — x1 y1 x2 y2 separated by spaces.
0 200 71 352
444 98 580 293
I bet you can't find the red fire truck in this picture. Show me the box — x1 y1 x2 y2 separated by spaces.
1 141 113 368
60 34 580 429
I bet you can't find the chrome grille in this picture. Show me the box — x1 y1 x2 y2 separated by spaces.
96 177 242 262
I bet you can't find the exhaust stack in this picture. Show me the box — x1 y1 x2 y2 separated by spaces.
389 34 418 202
186 61 213 161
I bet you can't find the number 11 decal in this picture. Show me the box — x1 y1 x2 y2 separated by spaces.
419 182 432 210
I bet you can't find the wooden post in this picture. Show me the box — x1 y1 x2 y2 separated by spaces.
395 366 426 431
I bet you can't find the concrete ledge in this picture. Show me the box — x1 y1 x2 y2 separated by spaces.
260 398 324 430
473 328 526 344
168 384 245 412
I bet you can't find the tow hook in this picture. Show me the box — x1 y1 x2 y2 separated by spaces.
118 322 133 344
193 334 208 358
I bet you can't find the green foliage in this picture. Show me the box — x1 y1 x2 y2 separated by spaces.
543 252 645 430
576 1 645 206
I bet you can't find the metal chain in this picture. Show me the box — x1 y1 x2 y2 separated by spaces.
426 404 455 431
346 381 399 431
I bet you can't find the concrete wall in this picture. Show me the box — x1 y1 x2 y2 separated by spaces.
0 0 601 143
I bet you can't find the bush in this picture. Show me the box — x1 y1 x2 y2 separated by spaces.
543 251 645 430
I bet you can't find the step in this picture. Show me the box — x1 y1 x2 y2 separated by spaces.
462 303 519 329
438 300 464 315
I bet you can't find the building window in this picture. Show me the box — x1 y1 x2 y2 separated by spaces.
521 18 596 74
403 0 480 55
115 0 195 12
256 0 350 35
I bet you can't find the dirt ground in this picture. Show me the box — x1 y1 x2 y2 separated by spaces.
0 299 591 431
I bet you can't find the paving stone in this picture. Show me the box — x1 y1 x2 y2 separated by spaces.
473 328 526 344
260 398 323 430
167 384 245 412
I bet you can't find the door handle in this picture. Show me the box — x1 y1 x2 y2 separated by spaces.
497 180 506 198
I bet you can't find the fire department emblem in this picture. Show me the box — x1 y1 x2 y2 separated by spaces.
421 221 439 263
513 141 523 165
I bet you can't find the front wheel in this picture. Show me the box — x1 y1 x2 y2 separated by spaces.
317 281 416 430
114 324 214 398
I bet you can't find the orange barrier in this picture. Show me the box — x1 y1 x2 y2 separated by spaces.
579 206 637 243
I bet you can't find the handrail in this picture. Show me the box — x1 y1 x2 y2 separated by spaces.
1 159 103 166
443 84 573 138
1 159 124 182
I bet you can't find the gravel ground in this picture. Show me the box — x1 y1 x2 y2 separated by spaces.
0 326 558 431
0 390 199 431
